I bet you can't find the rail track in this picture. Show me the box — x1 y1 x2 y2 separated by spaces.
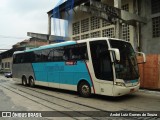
0 80 159 120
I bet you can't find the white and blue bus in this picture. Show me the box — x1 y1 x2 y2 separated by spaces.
12 38 146 97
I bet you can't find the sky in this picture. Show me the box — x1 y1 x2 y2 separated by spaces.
0 0 65 49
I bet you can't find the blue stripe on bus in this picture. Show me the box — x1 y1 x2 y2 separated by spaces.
130 79 138 83
32 61 92 86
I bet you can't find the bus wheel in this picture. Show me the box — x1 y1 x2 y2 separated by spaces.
78 82 91 97
22 77 27 86
29 77 35 87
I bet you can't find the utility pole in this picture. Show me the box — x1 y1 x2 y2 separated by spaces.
48 14 52 35
114 0 122 39
133 0 139 51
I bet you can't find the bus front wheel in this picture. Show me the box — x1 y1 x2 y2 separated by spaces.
78 81 91 97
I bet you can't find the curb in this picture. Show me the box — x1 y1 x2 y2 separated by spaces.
139 89 160 95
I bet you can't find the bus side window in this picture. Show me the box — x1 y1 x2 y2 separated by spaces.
79 46 88 60
13 55 17 64
63 47 71 60
48 49 54 61
18 53 24 63
34 51 42 62
41 49 50 62
53 47 64 61
66 43 88 61
63 51 69 61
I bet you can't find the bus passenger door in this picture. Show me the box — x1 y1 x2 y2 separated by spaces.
89 40 114 96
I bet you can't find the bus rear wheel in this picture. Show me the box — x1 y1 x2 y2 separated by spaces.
29 77 35 87
78 82 91 97
22 77 27 86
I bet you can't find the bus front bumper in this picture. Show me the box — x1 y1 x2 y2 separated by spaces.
113 83 140 96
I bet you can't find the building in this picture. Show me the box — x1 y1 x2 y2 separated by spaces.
0 47 25 73
27 32 69 44
12 38 49 49
47 0 160 90
0 38 49 73
47 0 160 54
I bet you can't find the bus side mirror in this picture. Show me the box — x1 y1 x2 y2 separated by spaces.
109 48 120 62
136 52 146 64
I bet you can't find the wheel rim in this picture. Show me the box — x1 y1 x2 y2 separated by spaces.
22 78 26 85
30 78 34 87
81 84 90 95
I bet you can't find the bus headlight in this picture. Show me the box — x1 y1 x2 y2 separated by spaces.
116 82 125 86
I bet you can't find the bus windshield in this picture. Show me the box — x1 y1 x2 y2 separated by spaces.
109 40 139 81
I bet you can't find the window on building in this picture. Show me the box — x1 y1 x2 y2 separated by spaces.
102 28 115 38
72 22 80 35
5 62 7 68
151 0 160 14
8 62 10 68
81 34 89 40
91 17 100 30
122 4 130 41
102 19 111 27
1 63 4 69
90 31 101 38
81 18 89 33
72 36 80 41
152 16 160 37
122 4 129 11
122 24 130 41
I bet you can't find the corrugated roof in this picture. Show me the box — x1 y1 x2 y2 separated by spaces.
47 0 89 17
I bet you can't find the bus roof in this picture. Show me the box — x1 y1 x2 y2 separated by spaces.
15 37 129 53
76 37 128 43
25 41 77 52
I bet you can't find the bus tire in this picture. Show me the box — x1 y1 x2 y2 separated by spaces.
78 81 91 98
29 77 35 87
22 76 27 86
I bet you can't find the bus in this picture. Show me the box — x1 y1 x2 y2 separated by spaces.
12 38 146 97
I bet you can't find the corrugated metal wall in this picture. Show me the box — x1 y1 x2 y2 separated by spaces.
138 55 160 90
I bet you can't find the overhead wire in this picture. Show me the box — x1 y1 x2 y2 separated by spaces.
0 35 26 39
0 35 27 49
